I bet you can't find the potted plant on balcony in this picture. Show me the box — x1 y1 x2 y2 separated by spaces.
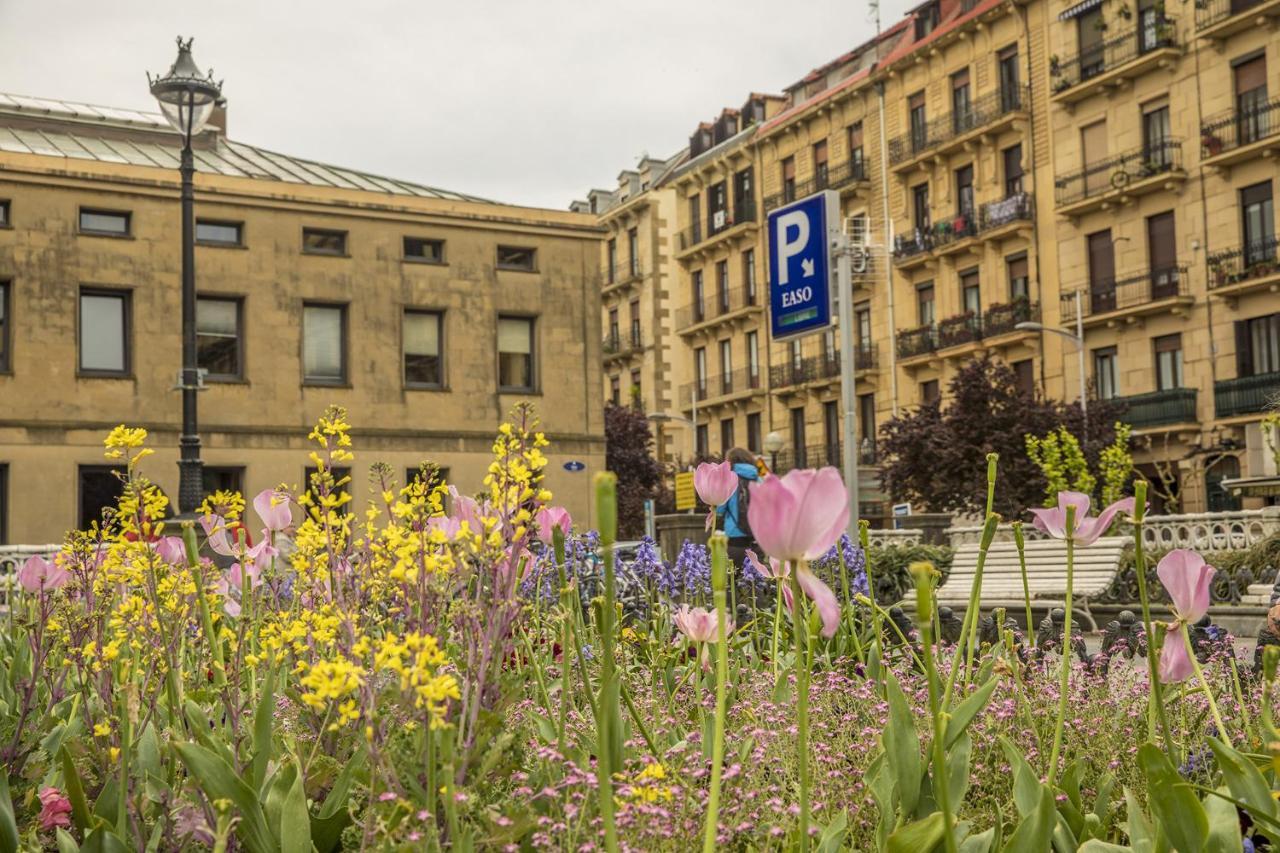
1202 130 1224 156
1049 54 1061 76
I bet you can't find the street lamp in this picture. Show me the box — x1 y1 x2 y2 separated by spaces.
1016 289 1088 436
764 431 785 473
149 37 223 515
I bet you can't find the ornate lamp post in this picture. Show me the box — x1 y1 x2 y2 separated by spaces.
764 431 785 474
149 38 223 514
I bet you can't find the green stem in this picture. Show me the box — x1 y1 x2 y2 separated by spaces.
1012 522 1034 646
1131 481 1175 761
1183 626 1230 745
593 474 620 853
771 581 784 682
790 563 811 852
703 535 730 853
1048 506 1076 783
915 571 957 853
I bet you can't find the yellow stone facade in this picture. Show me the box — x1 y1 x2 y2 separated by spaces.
0 100 604 544
585 0 1280 514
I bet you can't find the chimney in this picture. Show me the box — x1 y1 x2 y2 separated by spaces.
207 102 227 137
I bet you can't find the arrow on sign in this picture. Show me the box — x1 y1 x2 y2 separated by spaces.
801 257 815 278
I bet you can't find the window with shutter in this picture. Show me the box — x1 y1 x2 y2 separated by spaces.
1153 333 1184 390
79 289 130 375
303 304 346 383
404 310 443 388
196 297 242 379
497 316 535 391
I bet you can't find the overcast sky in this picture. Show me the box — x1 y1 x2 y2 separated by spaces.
0 0 913 210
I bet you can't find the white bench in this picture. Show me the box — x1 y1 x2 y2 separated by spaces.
936 536 1131 631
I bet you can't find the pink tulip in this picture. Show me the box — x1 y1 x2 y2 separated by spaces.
1029 491 1135 546
38 787 72 831
428 515 463 539
18 555 69 593
695 461 738 507
448 487 485 534
253 488 292 532
154 536 187 565
1155 549 1216 684
744 550 789 580
672 604 731 643
537 506 572 543
200 514 236 557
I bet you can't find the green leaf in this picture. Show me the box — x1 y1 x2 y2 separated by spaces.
312 748 364 853
945 678 997 749
92 777 118 827
1051 812 1080 853
59 746 93 832
887 811 945 853
1092 771 1117 829
1205 785 1243 853
958 827 998 853
55 828 81 853
1002 786 1056 853
134 724 161 781
1207 737 1278 825
79 827 129 853
251 666 277 792
1077 841 1132 852
1123 787 1160 853
0 771 20 853
947 733 972 811
816 809 848 853
1000 737 1040 819
1138 743 1207 853
884 672 922 815
279 761 312 853
174 742 276 853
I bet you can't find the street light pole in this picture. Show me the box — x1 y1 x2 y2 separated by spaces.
150 38 223 515
831 230 860 540
1017 296 1090 437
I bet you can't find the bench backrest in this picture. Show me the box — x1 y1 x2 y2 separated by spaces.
938 536 1131 601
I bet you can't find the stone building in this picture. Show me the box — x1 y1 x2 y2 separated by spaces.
0 94 604 544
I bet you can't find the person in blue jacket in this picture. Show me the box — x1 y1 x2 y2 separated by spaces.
718 447 761 569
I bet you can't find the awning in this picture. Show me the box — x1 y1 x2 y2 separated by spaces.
1059 0 1102 20
1221 476 1280 498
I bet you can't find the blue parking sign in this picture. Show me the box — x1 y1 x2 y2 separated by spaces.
767 190 838 341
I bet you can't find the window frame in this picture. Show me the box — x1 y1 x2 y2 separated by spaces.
0 280 10 374
301 227 349 257
195 294 246 382
78 207 132 238
1094 346 1119 400
0 199 10 229
77 286 132 378
0 463 7 544
496 245 538 272
403 236 446 265
403 308 446 390
195 219 244 248
77 464 127 530
201 466 245 500
496 314 538 393
301 301 349 386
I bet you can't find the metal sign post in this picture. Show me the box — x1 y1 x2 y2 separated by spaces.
832 230 860 540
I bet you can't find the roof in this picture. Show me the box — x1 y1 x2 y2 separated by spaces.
877 0 1005 68
0 92 494 204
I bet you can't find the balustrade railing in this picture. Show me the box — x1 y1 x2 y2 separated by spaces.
897 325 938 359
1208 237 1280 290
1054 139 1182 207
677 200 758 251
1196 0 1273 29
887 86 1028 165
763 158 869 211
1214 371 1280 417
1060 265 1189 321
1050 17 1177 92
675 285 759 330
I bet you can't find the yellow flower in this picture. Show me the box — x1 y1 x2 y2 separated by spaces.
93 722 111 738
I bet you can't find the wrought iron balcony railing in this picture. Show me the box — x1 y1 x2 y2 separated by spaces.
762 158 869 211
1196 0 1273 30
1208 237 1280 290
1114 388 1199 428
676 285 760 330
681 368 763 405
1050 17 1177 92
603 329 643 356
887 85 1029 165
1061 265 1189 321
982 298 1040 337
1201 94 1280 157
893 192 1034 260
603 260 644 286
937 313 983 349
1054 139 1182 207
897 325 938 359
1215 371 1280 418
678 200 758 251
771 358 815 389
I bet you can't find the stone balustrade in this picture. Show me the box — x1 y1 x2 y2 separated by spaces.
1140 507 1280 552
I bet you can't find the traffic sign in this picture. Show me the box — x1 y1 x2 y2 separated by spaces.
767 190 839 341
563 460 586 472
674 472 696 511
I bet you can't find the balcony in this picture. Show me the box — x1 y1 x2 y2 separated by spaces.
1200 95 1280 172
982 298 1041 338
1049 19 1181 107
1114 388 1199 429
937 313 983 350
1215 371 1280 418
1054 140 1185 217
677 201 758 254
763 158 869 212
892 192 1035 265
772 346 879 391
773 440 879 474
888 86 1029 171
679 368 764 407
1195 0 1280 42
602 329 644 362
1208 237 1280 300
897 325 938 361
602 261 644 293
1060 266 1192 327
676 285 762 334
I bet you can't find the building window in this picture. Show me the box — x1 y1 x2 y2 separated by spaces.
692 270 705 323
708 181 728 231
915 1 939 38
404 237 445 264
689 195 702 244
848 122 865 173
781 157 796 203
630 368 641 402
998 45 1021 109
813 140 829 188
498 316 536 391
609 374 621 405
79 289 130 376
791 407 807 467
720 418 735 453
789 338 803 370
1146 211 1179 297
858 393 876 455
695 347 708 395
955 165 975 220
1236 313 1280 376
196 220 243 246
921 379 940 405
1012 359 1035 397
746 331 759 384
0 199 9 227
497 246 536 271
912 183 930 232
733 168 753 220
202 466 244 500
719 339 733 384
407 465 449 493
629 300 641 345
1241 181 1275 265
917 281 935 326
1142 103 1172 168
627 228 639 276
0 463 7 544
196 296 242 380
0 281 9 373
951 69 972 132
305 467 352 517
746 412 762 453
1154 333 1183 390
1234 55 1269 146
302 303 347 384
1003 145 1024 196
1094 347 1119 400
1007 253 1029 301
961 269 981 315
79 208 130 236
1206 456 1243 513
79 465 126 529
908 92 927 153
1078 7 1106 79
404 310 444 388
302 228 347 256
606 238 617 282
743 250 757 302
855 303 872 350
716 261 730 313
